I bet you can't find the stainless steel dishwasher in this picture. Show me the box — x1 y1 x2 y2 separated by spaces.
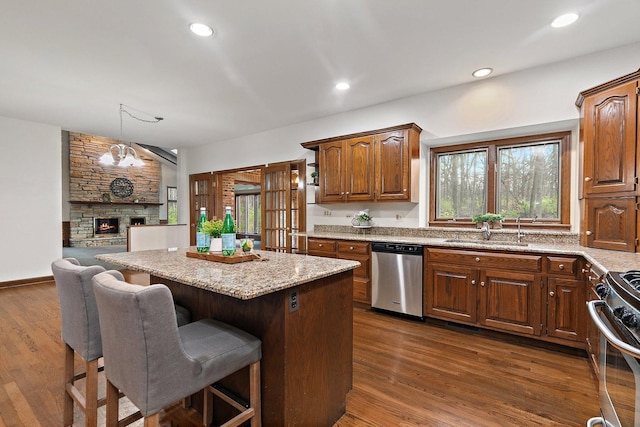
371 242 423 318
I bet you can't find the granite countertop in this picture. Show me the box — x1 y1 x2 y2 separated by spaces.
305 230 640 274
96 248 359 300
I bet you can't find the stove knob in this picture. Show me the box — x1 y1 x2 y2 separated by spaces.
622 312 639 328
613 305 627 319
595 283 609 298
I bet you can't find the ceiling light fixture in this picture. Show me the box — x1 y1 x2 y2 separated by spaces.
472 68 493 78
99 104 163 167
189 22 214 37
335 82 350 90
551 13 579 28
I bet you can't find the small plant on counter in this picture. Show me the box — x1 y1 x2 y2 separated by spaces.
202 219 224 238
355 210 372 223
472 213 504 228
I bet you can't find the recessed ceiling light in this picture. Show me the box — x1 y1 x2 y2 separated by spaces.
472 68 493 78
189 23 213 37
551 13 579 28
335 82 350 90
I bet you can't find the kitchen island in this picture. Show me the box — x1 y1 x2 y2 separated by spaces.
97 248 359 426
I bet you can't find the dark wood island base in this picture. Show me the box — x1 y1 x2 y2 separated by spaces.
152 270 354 426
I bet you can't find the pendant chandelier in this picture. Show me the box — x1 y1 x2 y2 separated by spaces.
99 104 163 167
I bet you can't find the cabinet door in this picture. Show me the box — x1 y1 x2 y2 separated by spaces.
583 80 637 196
375 130 411 201
547 278 585 342
345 136 375 202
585 286 601 374
318 141 345 202
478 270 540 336
584 197 636 252
426 263 477 323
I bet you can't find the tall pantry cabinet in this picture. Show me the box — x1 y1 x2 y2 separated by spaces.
577 69 640 252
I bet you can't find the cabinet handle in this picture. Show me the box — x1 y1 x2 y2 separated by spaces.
475 257 480 262
549 291 555 297
584 176 592 182
480 281 485 287
346 192 350 195
581 268 588 274
471 280 476 285
558 264 565 270
403 188 407 192
349 246 354 250
318 244 323 247
585 230 593 236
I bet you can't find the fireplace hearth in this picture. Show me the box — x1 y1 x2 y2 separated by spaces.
95 217 119 235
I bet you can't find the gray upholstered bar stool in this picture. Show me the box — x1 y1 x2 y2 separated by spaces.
51 258 192 427
92 271 262 427
51 258 108 427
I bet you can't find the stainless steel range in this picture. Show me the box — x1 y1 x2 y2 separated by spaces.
587 270 640 427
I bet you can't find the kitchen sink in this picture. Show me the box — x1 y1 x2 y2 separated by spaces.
444 239 528 247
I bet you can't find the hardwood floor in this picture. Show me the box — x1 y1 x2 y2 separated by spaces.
0 273 599 426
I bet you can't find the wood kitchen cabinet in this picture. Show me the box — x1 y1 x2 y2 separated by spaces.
302 123 422 204
425 248 542 337
577 69 640 252
425 248 589 348
545 256 585 344
318 136 375 203
308 238 372 305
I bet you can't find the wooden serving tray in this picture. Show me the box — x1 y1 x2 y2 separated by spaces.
186 250 258 264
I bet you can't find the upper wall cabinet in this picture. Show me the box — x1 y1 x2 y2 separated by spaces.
577 69 640 251
302 123 422 204
580 79 638 197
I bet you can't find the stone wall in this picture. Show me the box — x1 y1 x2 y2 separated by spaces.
68 132 161 246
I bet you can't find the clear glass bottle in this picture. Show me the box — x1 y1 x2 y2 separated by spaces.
221 206 236 256
196 207 210 253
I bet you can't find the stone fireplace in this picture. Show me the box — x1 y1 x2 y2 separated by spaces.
68 132 161 247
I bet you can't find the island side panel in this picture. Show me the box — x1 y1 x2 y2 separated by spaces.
152 270 354 426
285 269 354 426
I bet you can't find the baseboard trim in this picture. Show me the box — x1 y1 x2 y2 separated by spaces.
0 275 54 289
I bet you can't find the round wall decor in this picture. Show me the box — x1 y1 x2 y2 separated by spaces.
110 178 134 198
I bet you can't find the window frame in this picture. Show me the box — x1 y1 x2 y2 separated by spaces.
429 131 571 230
166 186 178 224
235 192 261 236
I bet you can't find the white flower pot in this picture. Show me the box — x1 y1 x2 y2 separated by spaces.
209 238 222 253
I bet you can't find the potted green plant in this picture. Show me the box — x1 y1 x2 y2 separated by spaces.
310 171 319 185
202 219 224 252
472 213 504 229
352 210 373 226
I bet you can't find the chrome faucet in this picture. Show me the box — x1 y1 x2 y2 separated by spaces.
516 217 525 243
480 221 491 240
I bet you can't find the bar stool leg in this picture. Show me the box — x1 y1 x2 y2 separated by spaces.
63 343 75 426
250 361 261 427
143 413 160 427
85 359 99 427
106 379 119 427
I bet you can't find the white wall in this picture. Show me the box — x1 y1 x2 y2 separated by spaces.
0 116 62 281
159 162 177 221
182 42 640 232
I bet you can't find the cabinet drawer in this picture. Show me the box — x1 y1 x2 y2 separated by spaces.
353 278 371 303
427 248 541 272
308 238 336 256
337 240 370 255
338 253 370 278
547 256 578 276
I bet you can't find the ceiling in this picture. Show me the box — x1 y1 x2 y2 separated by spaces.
1 0 639 150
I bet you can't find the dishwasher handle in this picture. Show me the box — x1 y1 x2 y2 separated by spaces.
371 242 423 255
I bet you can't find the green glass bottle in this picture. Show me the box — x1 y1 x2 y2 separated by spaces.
196 207 210 253
221 206 236 256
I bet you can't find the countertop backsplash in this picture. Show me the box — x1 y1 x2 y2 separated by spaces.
313 224 579 246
